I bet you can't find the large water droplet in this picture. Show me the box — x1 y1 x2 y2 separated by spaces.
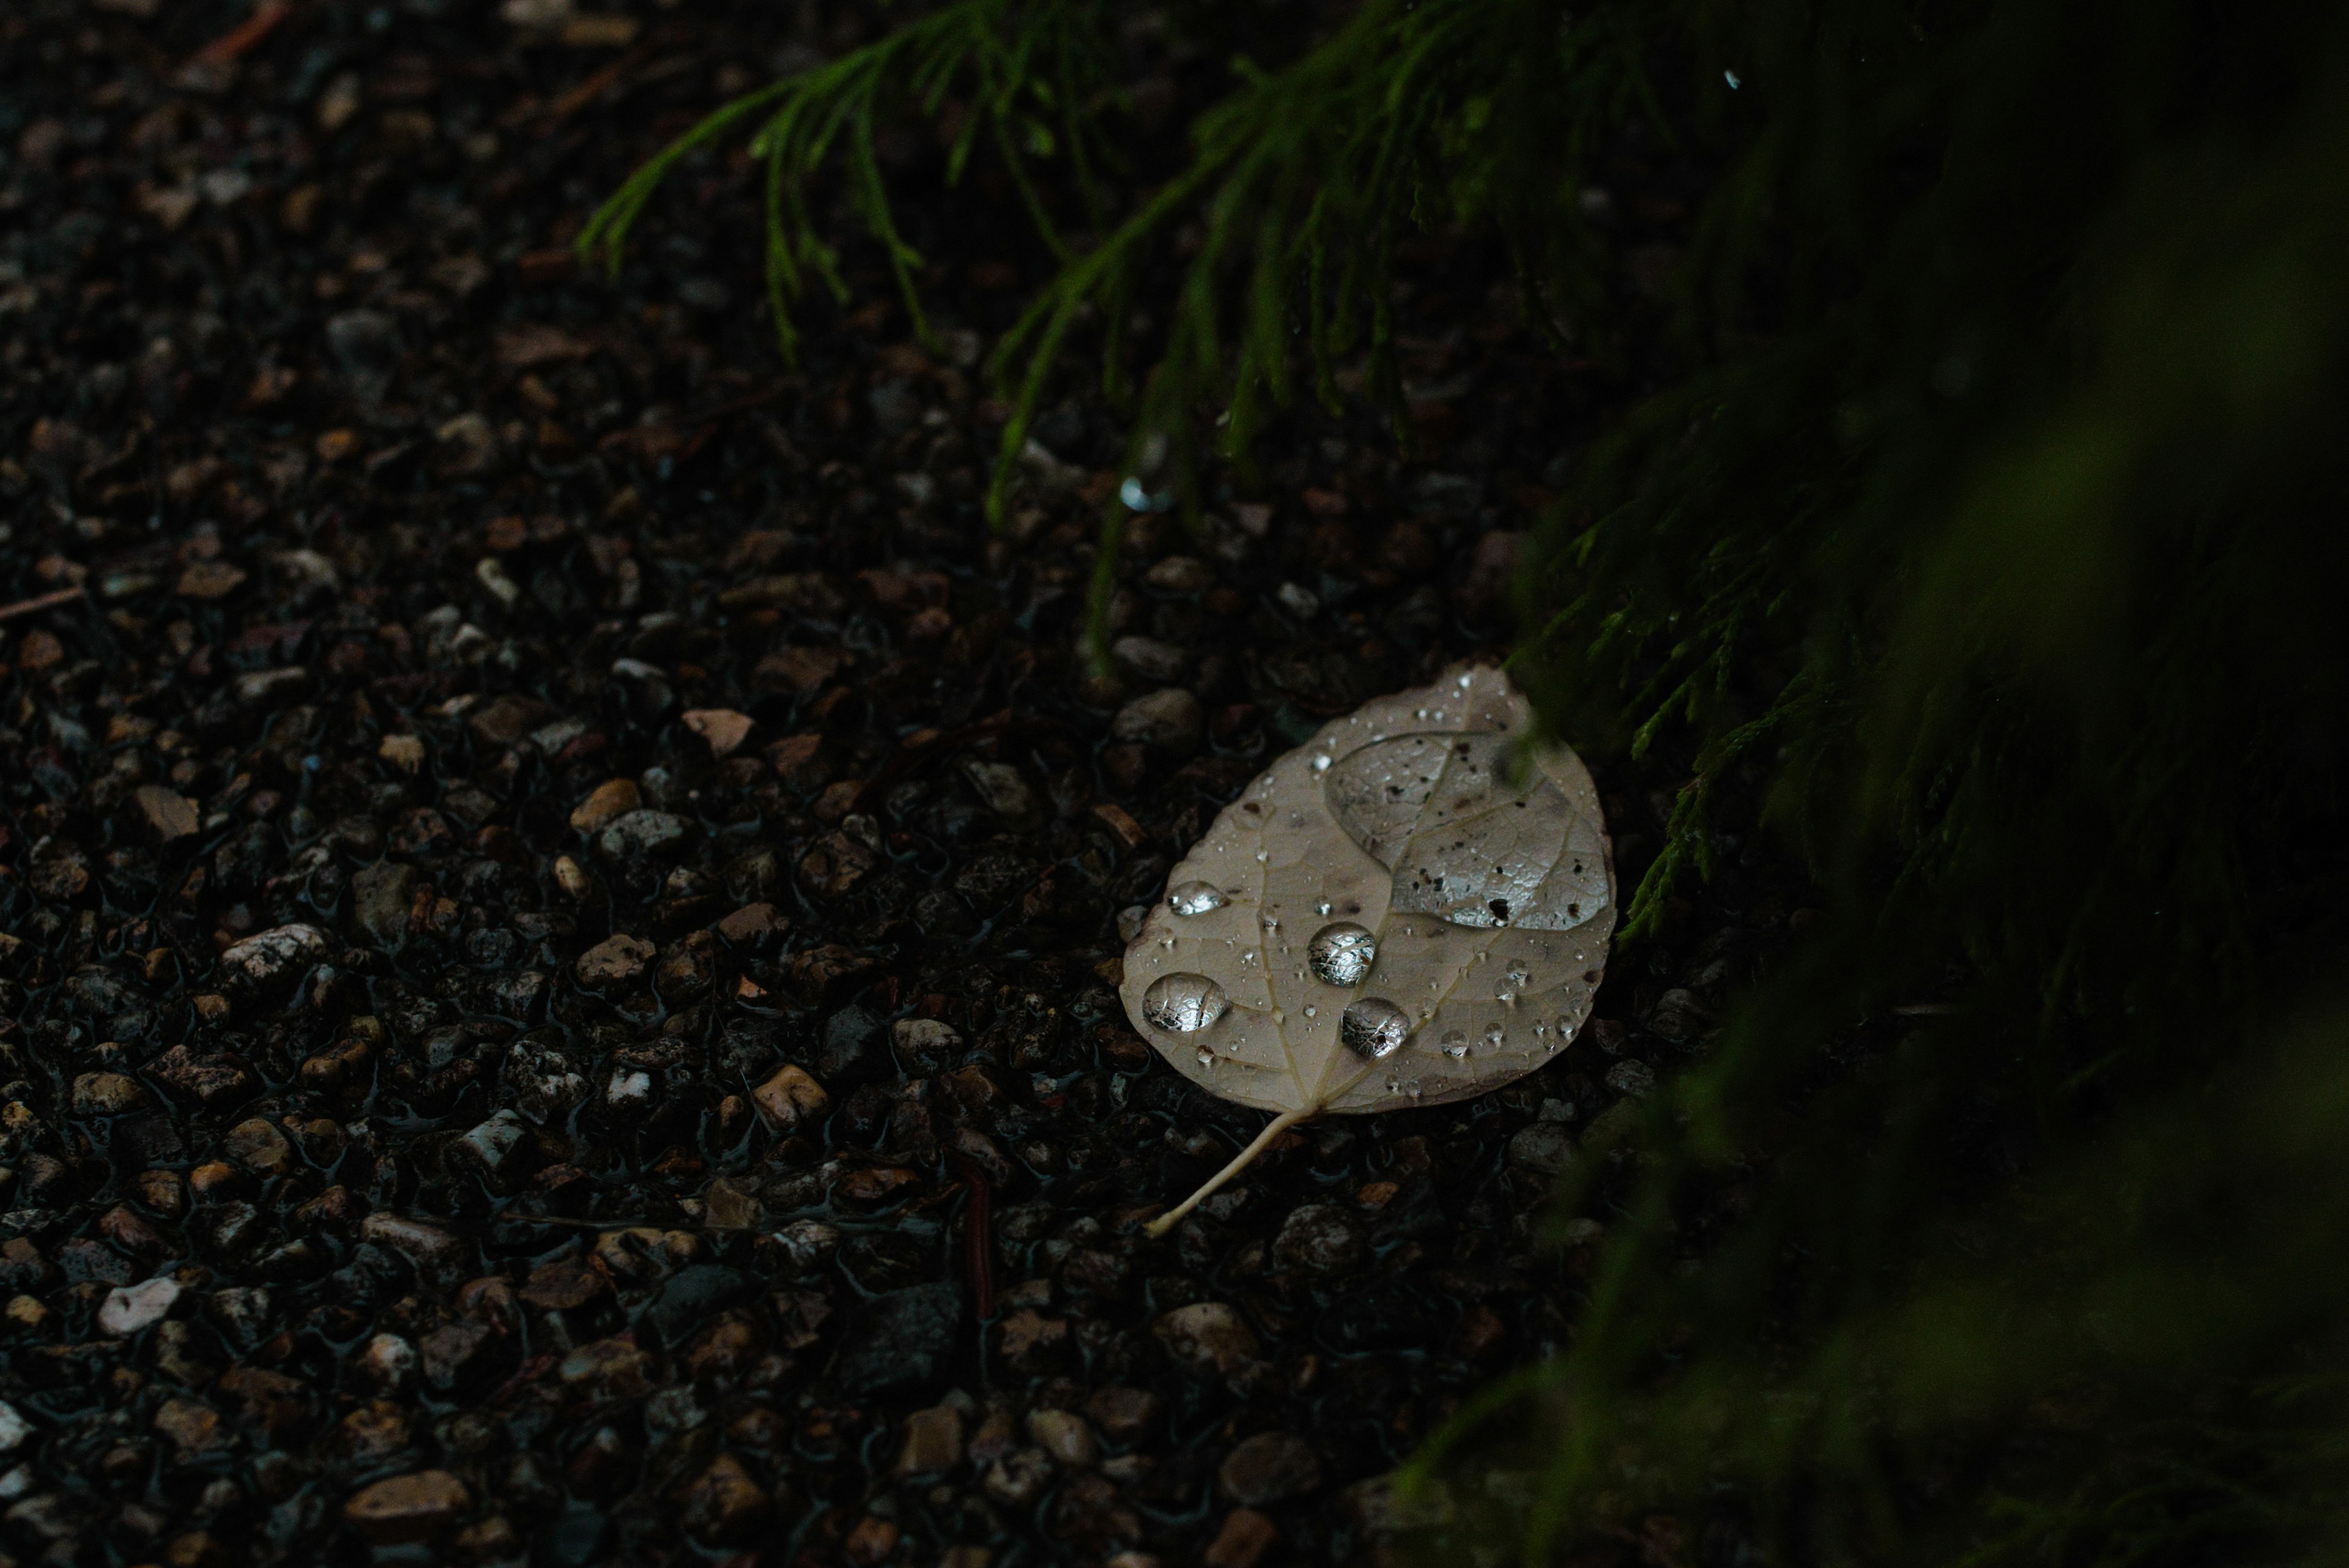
1307 922 1378 987
1167 880 1226 915
1143 973 1229 1034
1341 997 1411 1060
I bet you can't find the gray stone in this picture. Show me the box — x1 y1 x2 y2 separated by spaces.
98 1276 182 1336
1507 1123 1576 1174
891 1017 962 1073
574 933 655 990
217 923 332 997
1154 1302 1261 1377
358 1213 470 1289
1605 1058 1657 1098
351 861 416 948
648 1265 753 1347
828 1282 960 1395
1111 636 1190 686
896 1405 964 1476
1218 1432 1322 1506
1110 688 1204 753
595 808 691 861
1027 1408 1097 1469
962 760 1039 822
1271 1203 1367 1276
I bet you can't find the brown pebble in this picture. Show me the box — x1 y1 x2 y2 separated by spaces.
342 1470 470 1545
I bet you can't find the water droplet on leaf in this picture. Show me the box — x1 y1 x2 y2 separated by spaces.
1143 973 1230 1034
1307 922 1378 986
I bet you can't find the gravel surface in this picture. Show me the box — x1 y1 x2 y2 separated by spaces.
0 2 1792 1563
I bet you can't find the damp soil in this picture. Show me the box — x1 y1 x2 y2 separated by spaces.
0 2 1801 1564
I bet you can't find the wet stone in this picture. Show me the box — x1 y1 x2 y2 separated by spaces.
98 1276 182 1336
681 1453 768 1543
1271 1203 1367 1276
570 778 640 831
1507 1123 1576 1175
896 1405 965 1476
1086 1386 1165 1449
576 932 656 989
343 1470 470 1545
649 1265 754 1347
215 924 331 997
1111 636 1190 686
351 861 417 947
134 785 200 842
596 808 691 860
1110 688 1206 753
1219 1432 1323 1506
829 1283 960 1395
70 1072 145 1115
1028 1408 1097 1468
1203 1507 1280 1568
891 1017 962 1072
1154 1302 1262 1378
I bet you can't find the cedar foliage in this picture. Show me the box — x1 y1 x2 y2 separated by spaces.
587 1 2349 1562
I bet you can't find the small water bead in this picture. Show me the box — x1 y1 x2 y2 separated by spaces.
1507 962 1531 988
1315 901 1333 916
1167 881 1226 916
1484 1022 1506 1048
1313 755 1332 773
1340 997 1412 1060
1195 1048 1215 1066
1302 1004 1317 1018
1441 1030 1469 1060
1143 973 1229 1034
1307 922 1378 987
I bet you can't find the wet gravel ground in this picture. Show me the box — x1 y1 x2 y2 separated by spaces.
0 2 1798 1564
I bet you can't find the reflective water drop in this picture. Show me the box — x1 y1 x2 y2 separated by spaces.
1484 1022 1506 1048
1507 961 1531 988
1143 973 1229 1034
1441 1030 1469 1060
1167 880 1226 915
1341 997 1411 1060
1315 901 1333 916
1312 754 1332 773
1302 1004 1317 1018
1307 922 1378 987
1195 1047 1215 1066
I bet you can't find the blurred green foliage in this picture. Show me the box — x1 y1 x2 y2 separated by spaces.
589 1 2349 1560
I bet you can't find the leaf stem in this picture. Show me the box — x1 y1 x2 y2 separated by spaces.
1143 1107 1317 1238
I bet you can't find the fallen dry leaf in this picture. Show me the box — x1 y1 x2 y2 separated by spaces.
1122 666 1615 1232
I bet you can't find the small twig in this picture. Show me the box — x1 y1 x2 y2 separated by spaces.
543 43 656 127
0 588 83 625
1142 1107 1316 1239
189 1 292 67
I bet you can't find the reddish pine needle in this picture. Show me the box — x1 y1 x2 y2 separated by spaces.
953 1154 995 1320
189 2 291 67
